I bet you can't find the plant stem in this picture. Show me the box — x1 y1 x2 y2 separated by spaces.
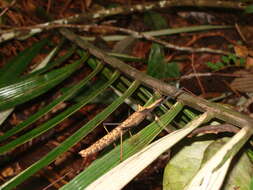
60 28 253 130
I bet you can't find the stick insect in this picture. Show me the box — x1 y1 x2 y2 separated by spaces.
79 98 164 158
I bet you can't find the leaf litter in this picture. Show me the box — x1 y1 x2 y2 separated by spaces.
0 0 253 190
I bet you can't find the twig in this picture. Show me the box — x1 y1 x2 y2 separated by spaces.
191 54 206 94
0 23 232 36
188 124 240 137
0 0 246 43
223 79 241 97
0 0 16 17
235 23 247 43
78 24 231 55
46 0 52 13
239 96 253 113
179 72 243 80
42 169 74 190
60 0 73 15
79 98 163 157
0 24 233 56
184 31 238 47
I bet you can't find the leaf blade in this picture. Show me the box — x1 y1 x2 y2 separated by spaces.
0 74 138 190
0 55 87 110
62 102 183 190
0 39 49 87
0 62 103 142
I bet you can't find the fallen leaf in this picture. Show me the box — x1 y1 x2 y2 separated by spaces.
85 0 92 8
236 25 253 46
163 140 213 190
234 45 248 58
231 70 253 93
246 57 253 69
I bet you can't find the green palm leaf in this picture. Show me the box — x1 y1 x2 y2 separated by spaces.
61 102 183 190
0 39 49 87
0 54 87 111
0 22 252 190
0 62 103 142
0 78 138 190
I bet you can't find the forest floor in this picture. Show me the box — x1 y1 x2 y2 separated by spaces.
0 0 253 189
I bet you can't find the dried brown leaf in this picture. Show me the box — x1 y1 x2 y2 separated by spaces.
231 70 253 92
84 0 92 8
246 56 253 69
236 25 253 46
234 45 248 58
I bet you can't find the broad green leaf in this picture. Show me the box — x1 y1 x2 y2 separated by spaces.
203 139 253 190
205 61 224 71
0 62 103 142
245 4 253 13
165 62 180 78
163 140 213 190
186 127 252 190
216 62 225 69
147 44 180 79
200 138 229 165
144 11 168 30
221 56 230 64
61 102 183 190
147 43 166 79
228 53 237 63
0 55 86 111
0 39 49 87
205 61 217 70
0 78 138 190
239 58 246 66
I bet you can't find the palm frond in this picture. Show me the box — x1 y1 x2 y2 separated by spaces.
0 25 252 190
